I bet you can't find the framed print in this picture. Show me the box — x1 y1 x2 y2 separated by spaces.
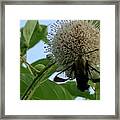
0 0 119 119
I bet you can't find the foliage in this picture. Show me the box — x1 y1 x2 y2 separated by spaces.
20 20 100 100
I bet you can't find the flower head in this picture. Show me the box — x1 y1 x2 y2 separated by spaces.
47 20 100 78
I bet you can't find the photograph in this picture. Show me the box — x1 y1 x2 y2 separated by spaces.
1 0 118 118
20 20 100 100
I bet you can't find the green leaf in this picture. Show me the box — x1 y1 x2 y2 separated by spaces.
60 81 95 100
39 25 48 44
88 20 100 30
20 79 27 98
20 21 48 56
22 20 48 49
34 64 45 72
31 80 74 100
39 63 58 82
21 61 58 100
20 28 28 56
88 80 95 88
95 83 100 100
31 58 50 66
20 66 34 98
23 20 38 48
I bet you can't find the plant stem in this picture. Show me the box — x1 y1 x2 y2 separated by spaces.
21 61 56 100
20 56 40 74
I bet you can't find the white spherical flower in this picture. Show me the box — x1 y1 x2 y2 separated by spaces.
48 20 100 79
